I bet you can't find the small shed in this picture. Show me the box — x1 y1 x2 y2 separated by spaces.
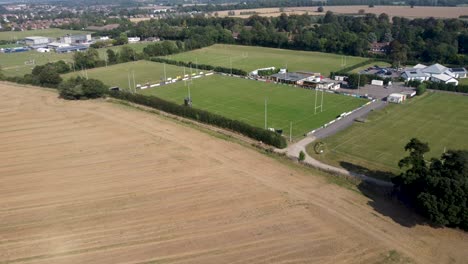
401 90 416 98
388 93 406 104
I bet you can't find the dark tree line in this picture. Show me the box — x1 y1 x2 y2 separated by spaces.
120 12 468 66
393 138 468 230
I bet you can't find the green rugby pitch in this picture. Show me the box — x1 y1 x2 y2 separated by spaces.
167 44 368 75
140 74 367 139
62 60 193 89
307 92 468 180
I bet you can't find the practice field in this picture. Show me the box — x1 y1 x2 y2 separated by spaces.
140 74 367 139
63 60 191 89
0 51 74 77
167 44 368 75
308 92 468 179
2 83 468 263
0 44 153 77
0 28 91 41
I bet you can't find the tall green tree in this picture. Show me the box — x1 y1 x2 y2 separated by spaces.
106 49 118 64
393 138 468 230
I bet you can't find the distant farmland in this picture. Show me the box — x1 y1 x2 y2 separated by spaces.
216 5 468 19
167 44 368 75
308 92 468 179
140 74 366 139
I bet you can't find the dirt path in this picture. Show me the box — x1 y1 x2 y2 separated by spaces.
0 82 467 264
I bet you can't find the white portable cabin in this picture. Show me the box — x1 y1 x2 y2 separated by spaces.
388 93 406 104
371 80 384 86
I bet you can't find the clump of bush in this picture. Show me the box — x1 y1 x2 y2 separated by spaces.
416 83 426 95
59 77 108 100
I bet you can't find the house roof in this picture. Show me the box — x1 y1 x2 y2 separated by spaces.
389 93 405 98
24 36 48 40
402 69 428 78
450 68 467 73
422 63 447 74
431 74 457 83
413 63 427 69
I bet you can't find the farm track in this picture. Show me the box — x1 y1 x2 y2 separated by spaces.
0 82 467 263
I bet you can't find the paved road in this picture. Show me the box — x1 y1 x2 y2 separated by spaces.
279 135 393 187
314 99 387 139
277 84 412 187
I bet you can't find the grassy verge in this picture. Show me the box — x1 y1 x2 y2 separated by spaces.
306 92 468 181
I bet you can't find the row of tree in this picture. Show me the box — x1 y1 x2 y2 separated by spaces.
150 57 248 76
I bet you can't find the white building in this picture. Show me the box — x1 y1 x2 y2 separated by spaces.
60 34 92 44
48 42 70 49
36 48 51 53
401 63 466 86
24 36 50 46
388 93 406 104
128 37 141 43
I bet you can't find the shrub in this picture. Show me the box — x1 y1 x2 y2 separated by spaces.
416 83 426 95
299 151 306 161
59 77 108 100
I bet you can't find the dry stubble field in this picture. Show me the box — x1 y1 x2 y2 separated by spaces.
217 6 468 19
1 82 467 263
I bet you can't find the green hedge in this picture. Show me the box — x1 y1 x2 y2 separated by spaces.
150 57 248 76
406 80 468 94
332 59 375 75
109 91 287 148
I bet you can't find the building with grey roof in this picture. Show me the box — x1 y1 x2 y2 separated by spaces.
24 36 50 46
401 63 466 86
270 72 315 85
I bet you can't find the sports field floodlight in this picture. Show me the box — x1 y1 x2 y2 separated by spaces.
128 72 131 91
289 121 292 142
264 98 268 129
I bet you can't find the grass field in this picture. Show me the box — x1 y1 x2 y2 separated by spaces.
98 42 153 60
0 28 91 41
0 43 152 77
0 51 74 77
140 74 367 139
168 44 368 75
307 92 468 180
62 60 192 89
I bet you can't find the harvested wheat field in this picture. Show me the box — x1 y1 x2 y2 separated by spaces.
1 82 467 264
217 5 468 19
